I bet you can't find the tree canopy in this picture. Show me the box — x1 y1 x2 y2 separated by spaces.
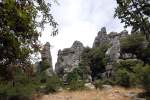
115 0 150 40
0 0 58 80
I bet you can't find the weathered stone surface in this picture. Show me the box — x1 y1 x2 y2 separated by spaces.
106 35 120 63
34 42 53 75
93 27 129 78
93 27 109 48
55 41 84 80
84 83 95 90
121 53 137 59
45 68 54 77
41 42 52 67
102 85 113 90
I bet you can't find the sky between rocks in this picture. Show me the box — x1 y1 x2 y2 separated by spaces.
39 0 131 67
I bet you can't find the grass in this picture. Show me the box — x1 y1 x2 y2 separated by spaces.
37 86 143 100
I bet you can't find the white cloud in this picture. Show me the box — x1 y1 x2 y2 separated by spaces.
40 0 128 67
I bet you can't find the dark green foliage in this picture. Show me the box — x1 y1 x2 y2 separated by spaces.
114 60 144 87
120 33 150 64
115 0 150 40
65 68 86 91
0 68 41 100
40 60 51 72
115 69 131 87
44 75 63 93
120 34 146 55
80 46 108 80
0 67 63 99
94 80 103 89
115 59 143 72
68 80 85 91
67 68 83 83
0 0 58 80
94 79 115 89
140 65 150 93
90 47 107 79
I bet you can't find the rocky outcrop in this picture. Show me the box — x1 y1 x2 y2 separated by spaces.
34 42 53 76
93 27 128 62
41 42 52 67
55 41 84 80
93 27 129 78
93 27 109 48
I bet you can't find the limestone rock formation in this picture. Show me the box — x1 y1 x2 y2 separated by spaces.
93 27 109 48
41 42 52 67
34 42 53 76
93 27 129 78
55 41 84 80
41 42 53 76
93 28 128 63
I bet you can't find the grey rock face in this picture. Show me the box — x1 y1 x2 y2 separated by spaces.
93 27 109 48
34 42 53 75
41 42 52 67
93 27 129 78
41 42 53 75
55 41 84 80
106 35 120 63
121 53 137 59
94 27 129 63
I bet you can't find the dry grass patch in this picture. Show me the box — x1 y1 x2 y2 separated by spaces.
38 86 143 100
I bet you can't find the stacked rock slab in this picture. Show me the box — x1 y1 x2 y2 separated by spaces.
93 27 128 78
55 41 84 81
41 42 52 67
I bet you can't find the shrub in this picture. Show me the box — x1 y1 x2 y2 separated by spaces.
120 33 150 64
120 33 146 55
94 80 103 89
140 65 150 93
40 60 52 72
115 59 143 72
68 80 85 91
67 68 82 83
80 47 108 80
44 75 63 93
0 81 38 100
66 68 85 91
94 79 115 89
115 69 131 87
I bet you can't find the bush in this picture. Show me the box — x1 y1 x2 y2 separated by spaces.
140 65 150 93
44 75 63 93
120 33 146 55
115 69 131 87
67 68 83 83
0 81 38 100
80 47 108 80
115 59 143 72
120 33 150 64
94 79 115 89
40 60 52 72
68 80 85 91
65 68 85 91
94 80 103 89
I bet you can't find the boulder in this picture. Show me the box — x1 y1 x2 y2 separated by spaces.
102 85 113 90
84 83 95 90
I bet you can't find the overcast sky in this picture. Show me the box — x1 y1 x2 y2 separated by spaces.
39 0 130 67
